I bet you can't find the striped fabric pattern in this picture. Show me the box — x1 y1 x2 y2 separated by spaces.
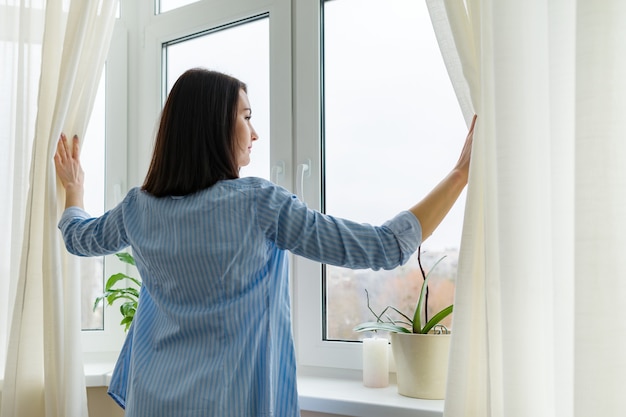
58 177 421 417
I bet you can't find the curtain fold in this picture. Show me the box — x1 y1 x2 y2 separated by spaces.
425 1 492 413
1 1 118 416
427 0 626 416
574 2 626 415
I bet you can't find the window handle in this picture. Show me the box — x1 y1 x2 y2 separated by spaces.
271 161 285 185
296 159 311 202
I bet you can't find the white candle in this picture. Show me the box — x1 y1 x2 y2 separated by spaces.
362 337 389 388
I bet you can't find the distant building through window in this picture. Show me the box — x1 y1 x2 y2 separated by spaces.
322 0 467 341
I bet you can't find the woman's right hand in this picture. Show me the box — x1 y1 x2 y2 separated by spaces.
54 133 85 209
408 115 477 241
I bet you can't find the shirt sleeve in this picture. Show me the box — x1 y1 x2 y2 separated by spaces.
57 193 132 257
107 319 133 410
255 183 422 270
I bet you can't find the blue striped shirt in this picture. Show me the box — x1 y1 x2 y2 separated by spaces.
58 177 421 417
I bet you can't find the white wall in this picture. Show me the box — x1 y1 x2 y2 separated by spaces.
87 387 124 417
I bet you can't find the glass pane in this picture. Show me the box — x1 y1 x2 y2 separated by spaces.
323 0 466 341
81 70 106 330
157 0 201 14
164 17 270 179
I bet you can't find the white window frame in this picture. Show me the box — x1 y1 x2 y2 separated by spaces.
133 0 292 186
81 20 130 353
292 0 365 371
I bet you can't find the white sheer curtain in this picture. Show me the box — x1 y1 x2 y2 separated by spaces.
0 1 118 416
427 0 626 416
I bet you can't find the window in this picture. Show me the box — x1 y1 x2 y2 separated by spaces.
293 0 466 369
322 0 466 342
81 23 128 352
134 0 292 192
163 16 270 179
80 70 106 330
124 0 462 371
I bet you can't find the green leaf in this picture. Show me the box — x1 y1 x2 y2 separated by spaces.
412 255 447 333
353 321 412 333
106 274 141 290
128 277 142 287
115 252 136 266
105 272 132 290
108 287 139 298
93 296 105 311
120 316 133 332
419 304 453 334
105 291 139 306
121 287 140 298
120 301 137 317
94 251 142 332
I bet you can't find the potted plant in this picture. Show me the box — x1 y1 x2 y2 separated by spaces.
93 252 141 332
354 248 453 399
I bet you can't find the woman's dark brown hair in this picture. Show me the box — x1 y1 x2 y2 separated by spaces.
142 68 247 197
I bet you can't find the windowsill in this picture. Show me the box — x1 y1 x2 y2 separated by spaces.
297 375 444 417
83 353 444 417
84 351 121 387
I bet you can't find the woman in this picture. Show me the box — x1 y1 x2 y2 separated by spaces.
55 68 476 417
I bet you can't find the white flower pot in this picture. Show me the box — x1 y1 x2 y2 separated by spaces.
390 332 451 399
